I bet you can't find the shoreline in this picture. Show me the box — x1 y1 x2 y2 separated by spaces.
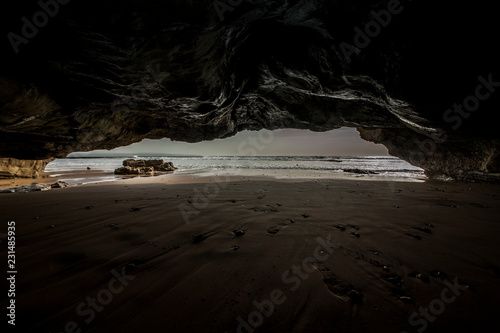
0 167 427 191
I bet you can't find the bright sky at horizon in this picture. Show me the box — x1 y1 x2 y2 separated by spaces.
85 127 389 156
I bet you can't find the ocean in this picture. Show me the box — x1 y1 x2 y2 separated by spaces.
46 155 425 184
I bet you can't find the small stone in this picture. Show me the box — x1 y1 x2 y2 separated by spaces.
232 246 240 251
49 225 55 228
387 276 401 286
383 266 390 272
352 232 360 238
192 233 206 243
130 207 141 212
233 230 245 237
301 214 309 218
336 224 346 231
86 206 93 209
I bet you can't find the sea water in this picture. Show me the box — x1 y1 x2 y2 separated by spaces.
46 155 424 182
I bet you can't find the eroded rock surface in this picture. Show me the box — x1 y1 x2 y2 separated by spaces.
358 128 500 182
0 1 498 180
0 158 53 178
114 159 177 175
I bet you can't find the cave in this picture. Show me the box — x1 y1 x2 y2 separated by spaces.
1 0 499 181
2 2 500 332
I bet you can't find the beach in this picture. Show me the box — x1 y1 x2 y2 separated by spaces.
1 171 499 332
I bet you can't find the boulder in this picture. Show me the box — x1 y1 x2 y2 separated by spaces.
114 166 155 175
51 181 69 189
155 161 177 172
123 159 146 168
115 159 176 175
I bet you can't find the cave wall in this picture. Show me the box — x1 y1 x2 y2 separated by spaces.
0 0 498 180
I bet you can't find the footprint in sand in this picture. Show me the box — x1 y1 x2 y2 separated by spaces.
314 263 352 302
413 226 432 234
406 233 422 240
267 223 288 234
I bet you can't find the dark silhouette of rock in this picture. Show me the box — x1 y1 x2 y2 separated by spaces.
115 159 176 175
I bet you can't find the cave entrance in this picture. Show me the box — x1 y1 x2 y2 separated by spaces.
44 127 424 185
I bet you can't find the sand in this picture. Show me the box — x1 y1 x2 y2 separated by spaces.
1 171 499 332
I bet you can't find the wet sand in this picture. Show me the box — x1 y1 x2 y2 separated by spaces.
1 172 499 332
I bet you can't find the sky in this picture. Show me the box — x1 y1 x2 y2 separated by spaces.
94 127 389 156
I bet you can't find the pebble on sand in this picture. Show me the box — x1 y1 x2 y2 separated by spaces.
192 233 207 243
233 230 245 237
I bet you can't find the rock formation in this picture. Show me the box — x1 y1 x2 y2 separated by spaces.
114 159 177 175
0 158 53 178
0 0 498 181
0 181 68 193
